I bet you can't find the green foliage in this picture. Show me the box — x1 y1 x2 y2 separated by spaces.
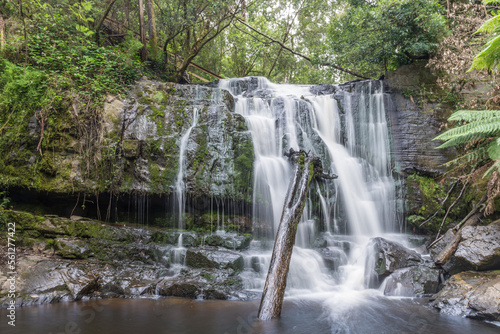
326 0 448 79
0 191 10 210
435 109 500 176
469 0 500 72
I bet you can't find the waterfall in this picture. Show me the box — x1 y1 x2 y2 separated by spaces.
219 77 401 295
174 107 199 234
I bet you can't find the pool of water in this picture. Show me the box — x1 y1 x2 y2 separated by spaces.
1 296 499 334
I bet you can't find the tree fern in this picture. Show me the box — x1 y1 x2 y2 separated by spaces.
435 132 490 149
470 35 500 71
435 109 500 176
434 117 500 142
448 109 500 122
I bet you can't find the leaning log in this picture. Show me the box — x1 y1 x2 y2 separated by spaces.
434 212 482 266
433 192 487 266
258 150 335 320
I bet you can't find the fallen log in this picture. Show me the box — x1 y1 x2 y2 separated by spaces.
258 150 336 320
434 212 482 266
432 192 487 266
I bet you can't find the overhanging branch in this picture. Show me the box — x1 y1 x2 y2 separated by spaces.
235 18 372 80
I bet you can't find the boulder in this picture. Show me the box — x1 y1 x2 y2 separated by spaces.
443 222 500 275
365 237 423 288
204 233 252 250
157 282 200 299
55 238 93 259
185 248 244 272
321 247 348 271
383 265 440 297
432 271 500 321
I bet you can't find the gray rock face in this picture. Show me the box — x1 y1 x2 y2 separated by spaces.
386 92 455 176
112 79 255 201
432 271 500 321
442 222 500 275
365 237 423 288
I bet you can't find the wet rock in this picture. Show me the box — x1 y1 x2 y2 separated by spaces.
432 271 500 321
365 237 423 287
55 238 93 259
186 248 244 272
186 249 219 269
383 266 440 297
204 233 252 251
309 84 336 95
158 283 200 299
321 247 348 271
150 231 178 245
443 222 500 275
204 289 228 300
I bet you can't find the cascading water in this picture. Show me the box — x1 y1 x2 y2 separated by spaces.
219 77 407 321
174 107 199 234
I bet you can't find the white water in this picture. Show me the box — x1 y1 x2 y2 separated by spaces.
220 77 406 324
174 107 199 235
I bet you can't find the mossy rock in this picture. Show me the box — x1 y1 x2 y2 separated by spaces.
54 238 93 259
185 250 219 269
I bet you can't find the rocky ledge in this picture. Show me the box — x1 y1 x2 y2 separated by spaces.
0 210 254 307
429 221 500 321
431 271 500 321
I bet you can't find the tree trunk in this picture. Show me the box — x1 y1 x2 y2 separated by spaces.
0 14 5 52
18 0 28 66
258 151 319 320
95 0 118 44
125 0 130 27
138 0 147 61
146 0 158 58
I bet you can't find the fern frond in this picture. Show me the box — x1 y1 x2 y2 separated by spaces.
435 132 490 149
448 109 500 122
470 34 500 71
488 139 500 160
434 118 500 141
475 14 500 35
483 0 500 6
484 160 500 178
443 147 487 168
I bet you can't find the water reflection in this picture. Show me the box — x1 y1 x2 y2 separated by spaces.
1 297 498 334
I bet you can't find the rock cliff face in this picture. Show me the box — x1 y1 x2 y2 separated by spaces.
109 80 254 201
0 75 455 227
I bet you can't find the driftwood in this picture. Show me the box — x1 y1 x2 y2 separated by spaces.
258 150 336 320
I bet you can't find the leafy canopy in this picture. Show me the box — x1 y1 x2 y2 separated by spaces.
326 0 448 79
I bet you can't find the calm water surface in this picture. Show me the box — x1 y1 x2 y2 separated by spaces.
1 296 499 334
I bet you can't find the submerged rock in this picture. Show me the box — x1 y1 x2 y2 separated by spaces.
432 271 500 321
